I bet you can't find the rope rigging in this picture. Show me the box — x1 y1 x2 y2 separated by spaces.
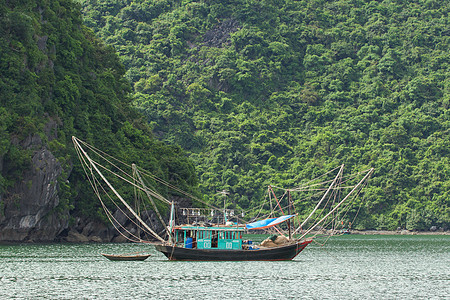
73 136 374 246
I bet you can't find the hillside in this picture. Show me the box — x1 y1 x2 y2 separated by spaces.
77 0 449 231
0 0 197 242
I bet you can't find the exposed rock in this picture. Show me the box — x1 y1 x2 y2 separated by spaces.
81 221 110 239
0 145 69 242
113 209 130 227
65 230 89 243
203 19 240 48
89 236 103 243
0 119 70 242
0 153 3 179
112 234 128 243
0 120 168 243
37 35 48 51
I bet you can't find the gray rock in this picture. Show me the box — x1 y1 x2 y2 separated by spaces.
89 236 103 243
203 19 240 48
0 120 70 242
112 234 128 243
65 230 89 243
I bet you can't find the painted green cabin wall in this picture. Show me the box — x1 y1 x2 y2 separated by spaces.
175 228 243 250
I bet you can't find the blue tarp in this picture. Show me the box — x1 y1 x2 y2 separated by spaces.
245 215 296 230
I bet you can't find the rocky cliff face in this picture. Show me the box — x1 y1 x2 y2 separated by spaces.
0 126 69 242
0 0 197 243
0 131 118 243
0 126 169 243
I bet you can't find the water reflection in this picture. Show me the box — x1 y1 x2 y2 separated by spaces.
0 235 448 299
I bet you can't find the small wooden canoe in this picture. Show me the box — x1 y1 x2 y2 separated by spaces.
101 253 151 261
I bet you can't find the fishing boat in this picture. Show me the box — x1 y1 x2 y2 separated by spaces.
154 223 312 261
73 137 373 261
101 253 151 261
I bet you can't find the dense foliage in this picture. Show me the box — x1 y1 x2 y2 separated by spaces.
0 0 197 221
77 0 449 231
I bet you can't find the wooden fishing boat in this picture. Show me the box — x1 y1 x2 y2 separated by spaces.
153 218 312 261
154 239 312 261
73 136 373 261
101 253 151 261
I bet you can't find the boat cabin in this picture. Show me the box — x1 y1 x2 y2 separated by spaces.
173 225 246 250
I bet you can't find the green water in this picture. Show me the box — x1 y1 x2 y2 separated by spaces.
0 235 448 299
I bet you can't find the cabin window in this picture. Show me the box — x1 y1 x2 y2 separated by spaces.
212 231 218 248
177 230 183 243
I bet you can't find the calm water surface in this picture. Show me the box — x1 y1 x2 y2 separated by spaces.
0 235 448 299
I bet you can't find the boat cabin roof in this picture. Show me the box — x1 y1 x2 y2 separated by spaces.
174 225 246 232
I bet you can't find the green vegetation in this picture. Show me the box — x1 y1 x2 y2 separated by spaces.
77 0 449 231
0 0 197 220
0 0 447 232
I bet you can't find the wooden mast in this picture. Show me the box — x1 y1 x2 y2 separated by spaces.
73 136 166 243
297 168 374 241
132 164 170 237
288 189 292 240
292 164 344 236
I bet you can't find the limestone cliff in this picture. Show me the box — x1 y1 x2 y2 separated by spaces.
0 0 197 243
0 130 67 242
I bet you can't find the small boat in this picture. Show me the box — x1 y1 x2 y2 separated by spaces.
101 253 151 261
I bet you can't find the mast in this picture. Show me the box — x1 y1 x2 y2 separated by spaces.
288 189 292 240
73 136 166 243
168 201 175 244
297 168 374 241
132 164 170 237
224 194 227 224
269 186 273 217
292 164 344 235
217 190 229 224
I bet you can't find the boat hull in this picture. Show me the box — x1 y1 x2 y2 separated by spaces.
154 240 312 261
101 254 151 261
